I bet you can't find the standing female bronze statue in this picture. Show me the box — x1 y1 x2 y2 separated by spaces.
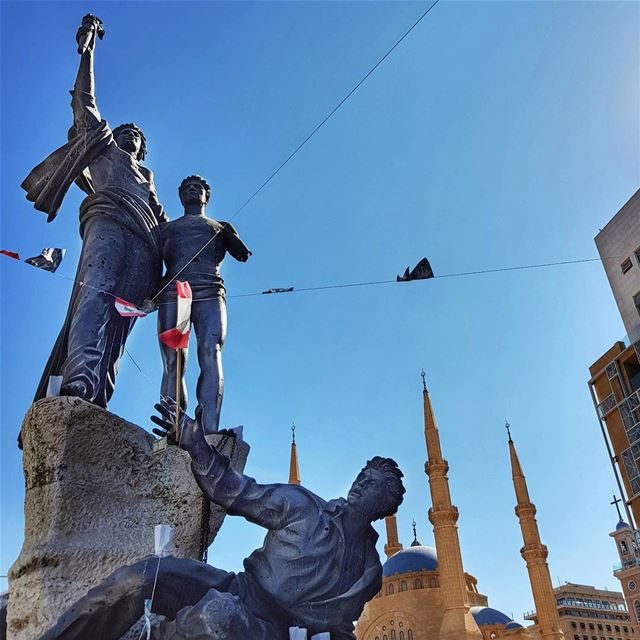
22 15 168 409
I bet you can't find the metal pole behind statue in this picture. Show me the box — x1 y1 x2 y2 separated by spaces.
175 350 182 443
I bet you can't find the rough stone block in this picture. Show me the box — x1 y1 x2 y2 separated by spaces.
7 397 249 640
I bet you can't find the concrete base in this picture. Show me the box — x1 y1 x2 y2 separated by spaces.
6 397 249 640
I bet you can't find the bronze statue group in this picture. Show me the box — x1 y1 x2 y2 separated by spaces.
21 15 406 640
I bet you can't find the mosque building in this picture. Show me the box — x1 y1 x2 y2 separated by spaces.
347 374 564 640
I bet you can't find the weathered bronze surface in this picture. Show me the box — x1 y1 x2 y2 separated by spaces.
22 15 167 410
158 176 251 435
38 405 405 640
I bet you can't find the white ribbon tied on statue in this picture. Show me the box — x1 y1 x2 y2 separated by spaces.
289 628 307 640
142 598 152 640
154 524 174 557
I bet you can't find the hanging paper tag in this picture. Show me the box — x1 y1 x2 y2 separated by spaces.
311 634 331 640
154 524 174 557
289 628 307 640
46 375 64 398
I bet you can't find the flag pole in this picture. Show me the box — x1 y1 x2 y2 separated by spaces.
175 349 182 443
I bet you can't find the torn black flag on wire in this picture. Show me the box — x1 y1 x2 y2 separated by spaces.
397 257 434 282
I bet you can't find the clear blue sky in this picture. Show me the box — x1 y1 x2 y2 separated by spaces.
1 0 639 623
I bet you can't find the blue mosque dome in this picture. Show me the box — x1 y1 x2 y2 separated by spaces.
382 545 438 577
470 606 513 626
505 621 524 630
616 519 631 531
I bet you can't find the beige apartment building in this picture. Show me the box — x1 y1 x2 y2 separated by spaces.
524 583 638 640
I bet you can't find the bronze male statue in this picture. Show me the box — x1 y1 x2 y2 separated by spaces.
22 15 167 408
39 403 405 640
158 176 251 434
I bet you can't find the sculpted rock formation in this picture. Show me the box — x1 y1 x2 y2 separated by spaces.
7 397 249 640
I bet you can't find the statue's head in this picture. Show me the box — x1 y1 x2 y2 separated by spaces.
113 123 147 161
179 175 212 208
347 457 405 521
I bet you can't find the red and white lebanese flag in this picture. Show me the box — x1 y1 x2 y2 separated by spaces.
159 281 192 349
114 297 148 318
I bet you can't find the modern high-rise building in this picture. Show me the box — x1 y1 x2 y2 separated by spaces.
588 189 640 615
594 189 640 343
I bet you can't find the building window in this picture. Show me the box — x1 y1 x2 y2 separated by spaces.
634 601 640 622
429 578 437 588
399 634 404 640
414 578 423 589
400 581 407 592
622 258 633 274
387 583 394 595
621 541 629 555
407 632 413 640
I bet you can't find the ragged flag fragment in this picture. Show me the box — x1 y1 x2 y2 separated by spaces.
397 257 434 282
25 247 66 273
114 298 149 318
159 281 192 350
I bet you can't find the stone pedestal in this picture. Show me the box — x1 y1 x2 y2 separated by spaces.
7 397 249 640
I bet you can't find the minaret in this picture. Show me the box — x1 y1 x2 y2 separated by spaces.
507 422 564 640
384 515 403 558
422 371 482 640
288 423 301 485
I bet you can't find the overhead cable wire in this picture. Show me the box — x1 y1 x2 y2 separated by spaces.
200 257 602 300
231 0 442 218
151 0 442 301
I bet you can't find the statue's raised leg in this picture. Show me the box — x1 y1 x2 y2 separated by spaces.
39 557 234 640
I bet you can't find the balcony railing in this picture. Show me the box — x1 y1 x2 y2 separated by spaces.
598 393 617 417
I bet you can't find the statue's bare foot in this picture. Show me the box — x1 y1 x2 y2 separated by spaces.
60 381 90 399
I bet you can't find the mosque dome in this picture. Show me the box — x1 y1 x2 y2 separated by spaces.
382 545 438 577
505 621 524 630
616 519 631 531
470 606 513 626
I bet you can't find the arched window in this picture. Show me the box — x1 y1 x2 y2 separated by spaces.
390 631 396 640
400 580 407 592
408 631 413 640
429 578 437 588
621 540 629 555
399 633 404 640
634 600 640 622
414 578 423 589
388 583 395 595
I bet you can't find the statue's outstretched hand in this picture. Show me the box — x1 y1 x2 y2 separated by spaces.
151 398 204 453
76 14 104 55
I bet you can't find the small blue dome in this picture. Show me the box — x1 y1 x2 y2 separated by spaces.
382 545 438 577
617 519 631 531
505 621 524 630
470 606 512 626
